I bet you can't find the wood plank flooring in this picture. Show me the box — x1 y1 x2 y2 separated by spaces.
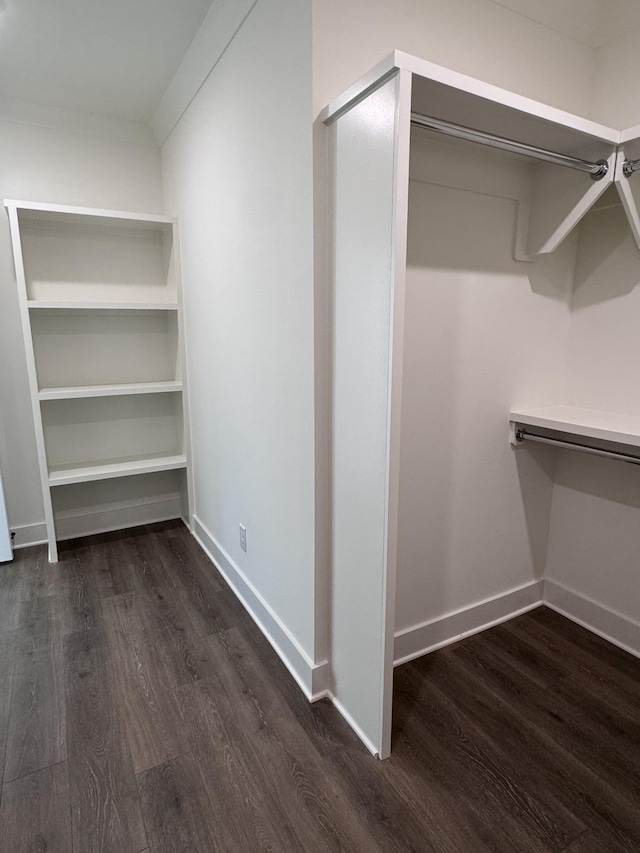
0 521 638 852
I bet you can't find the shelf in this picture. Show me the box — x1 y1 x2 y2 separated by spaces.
6 198 175 228
28 301 178 311
38 381 182 401
509 406 640 449
48 453 187 486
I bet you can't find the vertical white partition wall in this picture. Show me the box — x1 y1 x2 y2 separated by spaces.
326 70 411 758
0 463 11 563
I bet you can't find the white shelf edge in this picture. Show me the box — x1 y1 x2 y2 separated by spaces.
509 405 640 449
27 300 179 311
4 198 175 225
48 454 187 486
395 51 621 144
321 50 621 145
38 381 183 401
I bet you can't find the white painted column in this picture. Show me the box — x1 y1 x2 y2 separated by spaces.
328 69 411 758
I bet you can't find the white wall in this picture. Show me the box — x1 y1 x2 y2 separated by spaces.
312 0 596 117
545 198 640 635
161 0 318 667
0 106 163 545
591 31 640 129
395 136 576 636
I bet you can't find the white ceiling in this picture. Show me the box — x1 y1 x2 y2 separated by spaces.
1 0 640 124
0 0 213 121
488 0 640 48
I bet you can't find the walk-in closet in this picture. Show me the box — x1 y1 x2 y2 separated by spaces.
324 51 640 757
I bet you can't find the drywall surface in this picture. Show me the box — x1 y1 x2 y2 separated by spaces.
395 136 576 635
0 110 163 539
312 0 595 118
544 199 640 628
591 31 640 129
161 0 316 660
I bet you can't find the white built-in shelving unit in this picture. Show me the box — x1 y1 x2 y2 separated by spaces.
5 199 193 562
322 50 640 758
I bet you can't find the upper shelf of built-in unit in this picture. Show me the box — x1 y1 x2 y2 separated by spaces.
5 199 178 306
322 51 620 155
510 406 640 449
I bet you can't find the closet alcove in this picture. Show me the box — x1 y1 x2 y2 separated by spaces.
323 51 640 758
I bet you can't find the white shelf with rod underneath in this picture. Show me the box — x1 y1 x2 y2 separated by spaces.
510 406 640 464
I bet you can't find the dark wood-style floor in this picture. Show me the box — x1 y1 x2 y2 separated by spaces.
0 521 638 852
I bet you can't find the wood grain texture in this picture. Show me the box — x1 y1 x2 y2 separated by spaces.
126 534 215 687
4 619 66 782
0 762 71 852
2 522 640 853
101 592 189 774
90 532 138 601
0 630 15 790
59 544 101 636
180 627 380 852
0 560 24 631
137 753 219 853
65 628 147 853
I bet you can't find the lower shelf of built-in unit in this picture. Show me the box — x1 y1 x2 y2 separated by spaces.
48 453 187 486
509 406 640 448
38 381 182 400
28 301 178 311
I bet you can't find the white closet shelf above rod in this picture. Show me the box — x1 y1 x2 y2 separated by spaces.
410 113 610 179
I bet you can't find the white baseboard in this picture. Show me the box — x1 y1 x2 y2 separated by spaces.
394 580 545 666
192 514 328 701
544 579 640 660
11 521 48 549
11 494 182 550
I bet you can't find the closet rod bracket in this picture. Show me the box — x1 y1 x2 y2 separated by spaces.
590 160 610 181
623 158 640 178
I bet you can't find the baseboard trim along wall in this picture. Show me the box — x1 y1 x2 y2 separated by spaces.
192 514 329 701
11 494 182 550
394 580 545 666
544 578 640 660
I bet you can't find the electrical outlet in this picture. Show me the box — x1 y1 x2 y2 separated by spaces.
239 524 247 552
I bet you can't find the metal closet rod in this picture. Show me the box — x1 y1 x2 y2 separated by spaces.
515 429 640 466
410 113 609 180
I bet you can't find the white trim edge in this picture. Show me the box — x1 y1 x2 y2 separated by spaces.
544 579 640 660
327 693 379 757
394 580 545 665
192 514 328 701
151 0 258 145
